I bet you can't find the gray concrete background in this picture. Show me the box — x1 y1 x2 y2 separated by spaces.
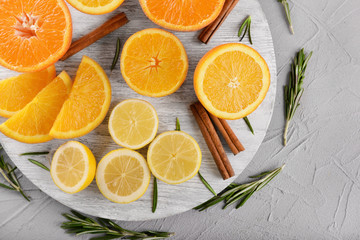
1 0 359 239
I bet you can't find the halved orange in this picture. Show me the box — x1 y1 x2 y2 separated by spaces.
66 0 125 15
194 43 270 120
120 28 188 97
0 65 56 118
50 56 111 139
0 71 72 144
0 0 72 72
139 0 225 31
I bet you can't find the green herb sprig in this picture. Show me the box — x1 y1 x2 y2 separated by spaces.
62 210 174 240
194 165 284 211
278 0 294 34
283 49 312 145
0 154 30 201
198 172 216 196
111 38 121 71
152 176 158 213
20 151 49 156
238 16 252 45
243 116 254 135
27 159 50 172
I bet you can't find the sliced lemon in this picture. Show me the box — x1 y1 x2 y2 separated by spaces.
96 149 151 204
51 141 96 194
108 99 158 149
147 131 202 185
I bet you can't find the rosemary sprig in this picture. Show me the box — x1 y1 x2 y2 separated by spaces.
283 49 312 145
0 155 30 201
198 172 216 196
238 16 252 45
20 151 49 156
28 159 50 172
194 165 284 211
278 0 294 34
152 176 158 213
111 38 121 71
243 116 254 135
175 117 181 131
62 210 174 239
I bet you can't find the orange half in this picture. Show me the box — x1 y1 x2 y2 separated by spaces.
194 43 270 120
139 0 225 31
0 0 72 72
0 71 72 144
120 28 188 97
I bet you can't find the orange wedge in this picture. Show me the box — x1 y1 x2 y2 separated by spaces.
0 0 72 72
50 56 111 139
194 43 270 120
0 72 72 143
120 28 188 97
0 66 56 118
139 0 225 31
66 0 125 15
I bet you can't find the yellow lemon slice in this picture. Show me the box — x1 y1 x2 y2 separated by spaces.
51 141 96 194
96 149 151 204
147 131 202 184
108 99 158 149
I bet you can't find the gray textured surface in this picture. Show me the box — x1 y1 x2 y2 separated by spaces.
1 0 359 239
0 0 277 221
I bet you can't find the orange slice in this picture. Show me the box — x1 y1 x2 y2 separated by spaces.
194 43 271 120
50 56 111 139
139 0 225 31
0 71 72 143
0 65 56 118
0 0 72 72
120 28 188 97
66 0 124 15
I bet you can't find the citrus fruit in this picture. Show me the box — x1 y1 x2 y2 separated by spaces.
194 43 271 120
120 28 188 97
65 0 124 14
139 0 225 31
51 141 96 194
50 56 111 139
96 149 151 204
0 71 72 144
109 99 158 149
0 0 72 72
147 131 202 185
0 65 56 118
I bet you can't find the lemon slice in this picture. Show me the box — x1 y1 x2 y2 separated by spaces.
51 141 96 194
96 149 151 204
108 99 158 149
147 131 202 185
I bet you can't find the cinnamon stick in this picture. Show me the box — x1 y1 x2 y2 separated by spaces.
198 0 240 44
191 102 235 179
208 113 245 155
61 13 128 61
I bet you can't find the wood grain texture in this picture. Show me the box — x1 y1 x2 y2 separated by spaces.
0 0 277 221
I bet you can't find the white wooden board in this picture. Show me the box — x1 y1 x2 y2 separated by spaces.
0 0 277 221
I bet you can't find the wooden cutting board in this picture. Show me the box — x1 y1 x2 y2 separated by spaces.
0 0 277 221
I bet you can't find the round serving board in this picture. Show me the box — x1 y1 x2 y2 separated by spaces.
0 0 276 221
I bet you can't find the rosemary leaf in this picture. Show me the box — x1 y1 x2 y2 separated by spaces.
238 16 252 45
175 117 181 131
243 116 254 135
111 38 121 71
20 151 49 156
283 49 312 145
278 0 294 34
152 176 158 213
198 172 216 196
194 165 285 211
61 211 174 239
0 182 15 190
28 159 50 172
